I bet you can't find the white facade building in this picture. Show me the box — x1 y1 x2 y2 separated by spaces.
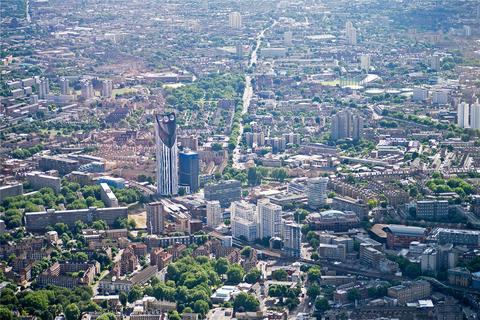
206 200 223 227
307 177 328 209
257 198 282 239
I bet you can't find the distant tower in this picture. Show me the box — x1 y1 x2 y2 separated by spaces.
307 177 328 209
352 115 364 141
155 113 178 196
471 100 480 130
229 12 242 29
360 54 370 72
430 53 441 71
206 200 223 227
38 77 50 99
345 21 357 45
331 110 352 141
284 31 293 46
101 79 113 98
235 42 244 58
457 102 470 128
257 198 282 239
282 221 301 258
147 202 165 235
179 149 199 193
81 79 94 100
60 77 69 95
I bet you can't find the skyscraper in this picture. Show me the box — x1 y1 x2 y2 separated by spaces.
457 102 470 128
352 115 364 141
431 54 441 71
257 198 282 239
345 21 357 45
471 100 480 130
206 200 223 227
155 113 178 196
179 149 199 193
60 77 69 95
38 77 50 99
81 79 94 100
360 54 370 72
102 79 113 98
307 177 328 209
331 110 351 140
229 12 242 29
282 220 301 258
147 201 165 235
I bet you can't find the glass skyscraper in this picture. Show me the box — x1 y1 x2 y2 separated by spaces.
154 113 178 196
179 150 199 193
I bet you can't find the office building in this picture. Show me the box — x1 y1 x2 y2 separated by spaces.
206 200 223 227
204 180 241 208
147 202 165 235
332 196 368 220
257 198 282 239
360 54 370 72
457 101 470 128
318 243 346 261
412 88 428 102
154 113 178 196
179 150 199 193
229 11 242 29
416 200 449 220
448 267 472 287
0 184 23 203
306 210 360 232
59 77 69 95
387 281 431 305
383 225 426 249
282 221 301 258
81 79 94 100
434 228 480 247
100 183 119 207
101 79 113 98
307 177 328 209
26 172 61 193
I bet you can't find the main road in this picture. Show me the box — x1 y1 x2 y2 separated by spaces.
232 20 277 170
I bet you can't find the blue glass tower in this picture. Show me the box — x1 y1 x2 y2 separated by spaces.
178 150 199 193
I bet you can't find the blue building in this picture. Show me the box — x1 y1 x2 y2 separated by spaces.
179 150 199 193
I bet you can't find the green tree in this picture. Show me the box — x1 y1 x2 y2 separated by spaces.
193 300 209 316
271 269 288 281
215 258 229 275
226 264 245 285
347 288 361 302
307 284 320 300
128 285 143 303
244 268 262 284
119 292 127 306
65 303 80 320
307 266 321 282
233 292 259 312
0 307 13 320
314 298 330 313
